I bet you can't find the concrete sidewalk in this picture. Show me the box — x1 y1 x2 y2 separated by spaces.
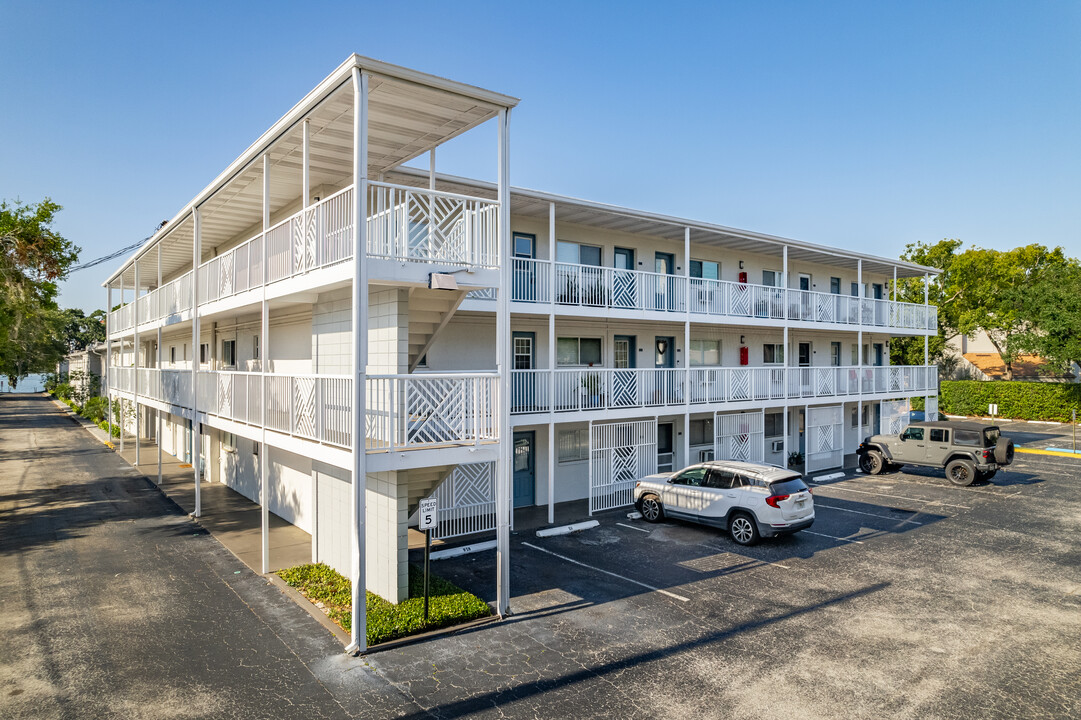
53 398 314 575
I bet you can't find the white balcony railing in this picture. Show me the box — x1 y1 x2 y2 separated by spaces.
111 368 499 453
502 259 936 332
109 270 194 334
510 365 936 415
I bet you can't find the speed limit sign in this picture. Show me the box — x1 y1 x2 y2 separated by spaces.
418 497 438 530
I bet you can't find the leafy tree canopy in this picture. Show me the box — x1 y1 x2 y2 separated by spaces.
0 199 81 387
891 239 1081 380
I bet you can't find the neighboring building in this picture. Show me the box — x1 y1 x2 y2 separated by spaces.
947 330 1079 382
59 342 106 400
102 55 939 651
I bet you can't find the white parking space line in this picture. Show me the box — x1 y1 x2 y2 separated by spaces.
697 543 791 569
522 541 690 602
814 503 925 525
803 530 865 544
616 522 650 534
858 474 1028 499
812 485 972 510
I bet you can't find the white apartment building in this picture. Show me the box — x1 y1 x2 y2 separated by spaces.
102 55 939 652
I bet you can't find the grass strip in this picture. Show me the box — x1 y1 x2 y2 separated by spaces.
277 562 491 646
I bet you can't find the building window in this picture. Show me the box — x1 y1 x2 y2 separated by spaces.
223 432 237 452
556 240 602 266
762 270 781 287
831 342 842 367
764 412 784 438
830 277 841 294
170 346 176 364
200 343 209 364
222 340 237 368
557 337 602 366
690 260 720 280
689 418 714 445
253 335 260 360
557 428 588 462
689 339 720 367
763 343 784 365
851 405 871 428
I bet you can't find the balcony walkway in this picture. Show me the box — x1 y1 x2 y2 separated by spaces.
113 438 313 574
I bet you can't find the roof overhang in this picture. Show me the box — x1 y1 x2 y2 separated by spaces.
385 167 942 279
104 55 519 288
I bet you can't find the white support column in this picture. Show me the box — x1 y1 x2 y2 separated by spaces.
892 266 897 302
347 67 370 654
118 274 125 454
134 263 140 467
924 273 931 415
157 243 163 484
857 259 863 445
157 324 162 485
192 209 202 517
106 284 113 441
302 118 311 209
261 152 271 576
683 226 691 467
495 106 512 617
782 245 789 466
547 201 556 525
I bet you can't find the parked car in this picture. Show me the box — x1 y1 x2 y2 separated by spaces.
857 420 1014 486
633 461 814 546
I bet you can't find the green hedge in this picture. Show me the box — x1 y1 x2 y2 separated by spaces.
278 562 491 646
933 381 1081 422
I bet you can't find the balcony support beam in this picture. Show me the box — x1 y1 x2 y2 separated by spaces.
347 67 370 655
261 152 271 577
495 106 512 618
548 201 556 526
106 283 113 440
192 208 202 517
857 259 863 445
157 324 162 485
782 245 789 467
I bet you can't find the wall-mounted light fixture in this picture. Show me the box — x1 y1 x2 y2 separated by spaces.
740 335 745 345
739 260 745 269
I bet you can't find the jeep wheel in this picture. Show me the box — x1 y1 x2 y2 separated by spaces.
995 438 1015 466
860 450 885 475
946 458 976 486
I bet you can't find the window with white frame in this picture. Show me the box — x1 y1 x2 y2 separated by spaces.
199 343 209 364
689 339 720 367
557 428 589 462
762 270 782 287
689 418 714 446
851 405 871 428
222 339 237 368
556 241 602 266
253 335 260 361
763 343 784 365
557 337 602 366
170 346 176 364
222 432 237 452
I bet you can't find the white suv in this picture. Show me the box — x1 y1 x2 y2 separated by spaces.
633 461 814 545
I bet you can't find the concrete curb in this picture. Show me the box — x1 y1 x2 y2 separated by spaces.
812 471 846 483
1017 447 1081 459
266 573 352 647
536 520 599 538
430 539 497 560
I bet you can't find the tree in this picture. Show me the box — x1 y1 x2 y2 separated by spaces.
891 239 1081 380
1012 260 1081 375
0 199 80 387
61 307 106 352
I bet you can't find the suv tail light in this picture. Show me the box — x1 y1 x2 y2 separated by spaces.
983 449 992 460
765 494 789 508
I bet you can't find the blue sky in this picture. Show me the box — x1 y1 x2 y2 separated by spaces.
1 0 1077 313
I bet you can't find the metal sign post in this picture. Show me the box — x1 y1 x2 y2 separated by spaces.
418 497 438 622
1073 409 1076 453
989 403 998 423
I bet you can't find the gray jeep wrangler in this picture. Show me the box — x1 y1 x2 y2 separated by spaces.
857 420 1014 486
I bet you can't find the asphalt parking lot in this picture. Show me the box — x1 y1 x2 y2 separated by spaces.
398 440 1081 719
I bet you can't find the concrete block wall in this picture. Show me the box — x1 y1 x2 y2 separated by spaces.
366 470 409 603
312 288 352 374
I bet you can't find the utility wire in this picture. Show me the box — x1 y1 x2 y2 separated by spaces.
67 221 167 273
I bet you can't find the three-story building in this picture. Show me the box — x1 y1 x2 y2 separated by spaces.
103 55 938 653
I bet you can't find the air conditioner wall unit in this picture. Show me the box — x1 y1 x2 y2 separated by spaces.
698 448 715 462
771 440 784 453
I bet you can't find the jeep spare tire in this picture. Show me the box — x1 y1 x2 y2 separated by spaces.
995 437 1015 466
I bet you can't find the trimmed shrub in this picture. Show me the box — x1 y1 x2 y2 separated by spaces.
933 380 1081 422
80 396 108 422
278 562 491 646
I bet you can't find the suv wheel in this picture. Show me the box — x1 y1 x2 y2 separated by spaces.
860 450 885 475
638 494 664 523
729 513 760 546
946 458 976 486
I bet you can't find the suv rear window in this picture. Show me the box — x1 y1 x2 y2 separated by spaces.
953 429 982 446
769 477 809 495
984 428 1000 446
